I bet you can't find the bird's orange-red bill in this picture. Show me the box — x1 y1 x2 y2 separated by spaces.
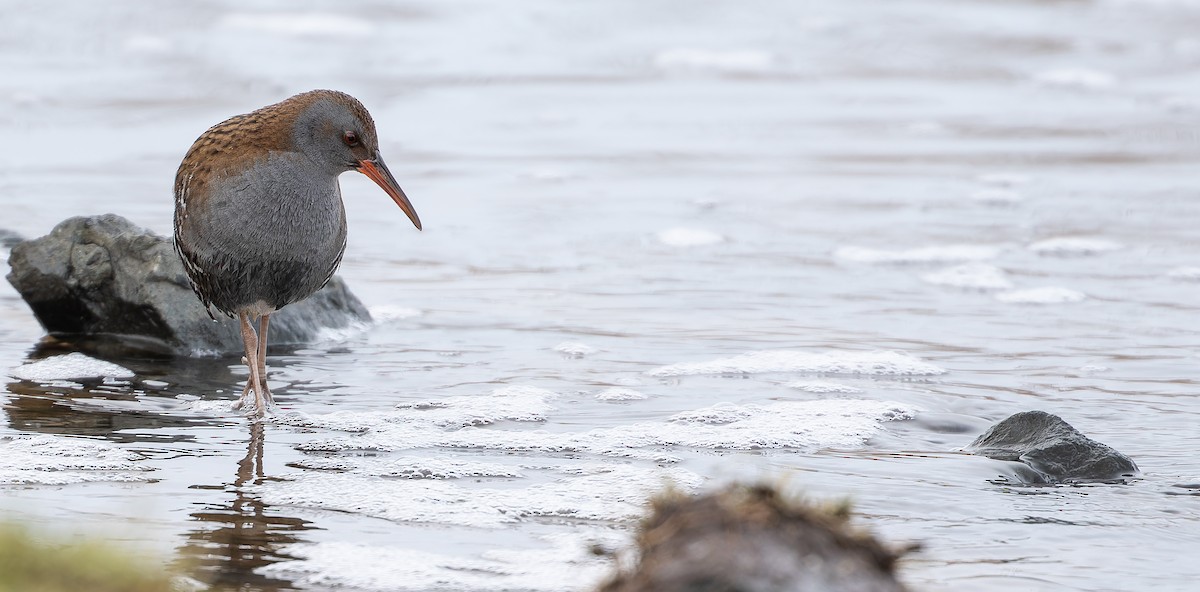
358 157 422 230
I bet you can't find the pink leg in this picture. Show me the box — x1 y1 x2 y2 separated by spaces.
236 312 268 416
258 314 273 407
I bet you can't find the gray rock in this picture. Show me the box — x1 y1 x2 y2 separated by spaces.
597 484 912 592
5 214 371 356
966 410 1139 484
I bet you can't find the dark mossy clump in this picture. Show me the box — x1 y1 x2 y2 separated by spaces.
0 523 178 592
597 484 913 592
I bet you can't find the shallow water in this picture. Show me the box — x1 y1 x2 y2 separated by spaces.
3 0 1200 590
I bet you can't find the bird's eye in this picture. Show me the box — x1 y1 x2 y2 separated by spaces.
343 131 361 147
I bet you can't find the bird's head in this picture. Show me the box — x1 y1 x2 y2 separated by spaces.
291 90 421 230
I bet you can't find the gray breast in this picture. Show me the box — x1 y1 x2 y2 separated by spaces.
178 152 348 316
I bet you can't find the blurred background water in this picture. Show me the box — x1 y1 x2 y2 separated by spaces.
2 0 1200 590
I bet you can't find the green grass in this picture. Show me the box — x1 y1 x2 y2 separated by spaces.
0 523 177 592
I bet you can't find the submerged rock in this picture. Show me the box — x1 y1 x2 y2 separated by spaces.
597 484 911 592
966 410 1139 484
5 214 370 356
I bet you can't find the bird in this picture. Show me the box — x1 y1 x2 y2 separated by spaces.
173 90 421 415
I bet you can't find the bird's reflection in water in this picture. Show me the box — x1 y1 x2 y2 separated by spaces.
4 337 316 589
177 422 314 591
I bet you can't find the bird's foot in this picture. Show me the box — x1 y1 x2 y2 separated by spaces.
253 393 277 417
236 396 276 418
233 379 275 417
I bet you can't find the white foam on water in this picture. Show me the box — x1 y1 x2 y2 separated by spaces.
655 227 725 247
394 385 559 428
187 398 239 415
170 576 208 592
968 188 1023 205
659 400 914 449
921 263 1013 290
9 353 134 382
1028 237 1123 255
283 397 915 461
274 385 559 433
668 401 754 424
219 12 374 36
834 244 1001 264
786 380 863 394
976 172 1031 187
649 350 946 377
0 434 154 485
274 410 374 434
290 456 524 479
595 387 648 401
1033 68 1117 90
1167 266 1200 281
996 287 1087 304
286 457 358 471
653 48 774 73
253 463 702 528
648 398 904 449
289 416 676 461
555 341 598 357
260 531 622 592
312 321 371 344
369 457 525 479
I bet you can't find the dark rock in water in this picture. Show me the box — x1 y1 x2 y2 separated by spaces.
596 484 912 592
0 228 23 249
5 214 371 356
966 410 1139 484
